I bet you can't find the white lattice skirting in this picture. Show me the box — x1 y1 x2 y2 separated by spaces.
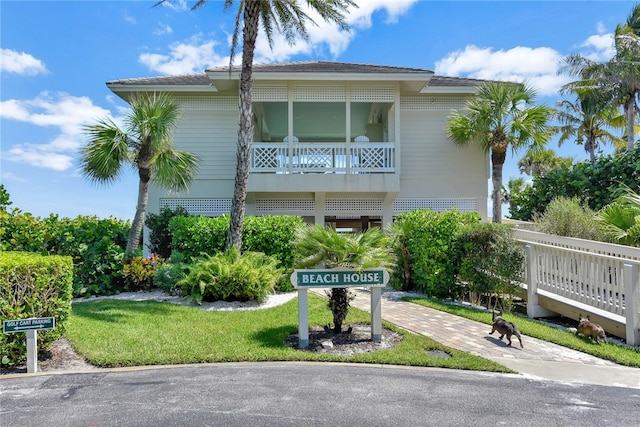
159 197 478 216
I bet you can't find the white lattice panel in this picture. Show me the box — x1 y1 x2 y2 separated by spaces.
293 85 345 101
253 85 288 101
393 198 478 213
400 96 466 110
177 96 238 110
350 85 395 102
326 198 384 212
160 198 232 214
256 199 315 212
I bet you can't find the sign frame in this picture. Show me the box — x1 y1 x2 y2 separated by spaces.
3 317 55 334
3 317 56 374
291 268 388 348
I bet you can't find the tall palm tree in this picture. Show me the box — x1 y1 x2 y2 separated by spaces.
561 4 640 152
446 82 552 223
81 92 200 253
186 0 355 251
553 96 625 162
293 224 394 333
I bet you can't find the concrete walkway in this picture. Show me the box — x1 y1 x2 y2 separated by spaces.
344 288 640 389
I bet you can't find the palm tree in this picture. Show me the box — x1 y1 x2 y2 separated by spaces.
517 148 572 176
553 96 625 162
183 0 355 251
81 92 200 253
293 224 394 333
561 4 640 152
446 82 552 223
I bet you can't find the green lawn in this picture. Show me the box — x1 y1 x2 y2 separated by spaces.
66 293 511 373
403 296 640 368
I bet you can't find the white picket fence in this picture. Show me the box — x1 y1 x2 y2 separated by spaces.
514 229 640 345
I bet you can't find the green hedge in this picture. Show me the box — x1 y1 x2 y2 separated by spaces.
0 251 73 369
169 214 305 268
0 210 130 296
389 209 481 298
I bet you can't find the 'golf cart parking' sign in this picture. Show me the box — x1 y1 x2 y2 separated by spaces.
3 317 55 333
291 268 388 289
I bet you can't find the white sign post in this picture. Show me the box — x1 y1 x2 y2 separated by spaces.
3 317 55 373
290 269 389 348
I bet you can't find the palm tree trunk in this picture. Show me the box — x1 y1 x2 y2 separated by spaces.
491 148 506 224
625 96 635 151
127 170 150 253
226 2 260 252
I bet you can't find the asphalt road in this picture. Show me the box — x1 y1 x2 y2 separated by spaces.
1 363 638 427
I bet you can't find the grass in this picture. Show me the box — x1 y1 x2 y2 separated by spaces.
403 296 640 368
65 293 512 373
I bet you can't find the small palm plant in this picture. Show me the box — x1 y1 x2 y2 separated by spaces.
293 225 394 333
597 186 640 247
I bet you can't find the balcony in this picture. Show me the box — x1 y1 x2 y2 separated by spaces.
248 142 398 193
251 142 395 174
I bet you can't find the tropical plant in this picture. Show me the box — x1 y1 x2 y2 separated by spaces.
122 253 164 291
80 92 200 253
597 186 640 247
177 248 283 304
447 81 552 223
167 0 355 251
293 224 394 333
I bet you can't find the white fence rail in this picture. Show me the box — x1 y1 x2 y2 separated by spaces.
250 142 395 174
514 229 640 345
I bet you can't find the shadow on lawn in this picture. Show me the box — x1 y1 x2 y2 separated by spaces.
72 299 180 324
251 325 297 348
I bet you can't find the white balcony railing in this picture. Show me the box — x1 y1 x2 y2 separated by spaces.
250 142 395 174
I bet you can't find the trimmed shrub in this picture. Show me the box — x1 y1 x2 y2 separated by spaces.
169 215 228 258
387 209 481 298
177 248 283 304
0 252 73 369
455 223 525 312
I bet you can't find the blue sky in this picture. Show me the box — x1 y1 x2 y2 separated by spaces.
0 0 635 220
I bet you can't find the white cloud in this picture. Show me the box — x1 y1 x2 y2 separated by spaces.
435 45 571 97
154 22 173 36
1 172 27 183
253 0 417 61
164 1 418 65
580 33 615 61
348 0 417 28
139 35 228 74
158 0 188 12
0 48 48 75
0 92 112 171
124 14 136 25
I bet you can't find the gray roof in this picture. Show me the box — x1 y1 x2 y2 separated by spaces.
106 61 484 87
206 61 429 74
